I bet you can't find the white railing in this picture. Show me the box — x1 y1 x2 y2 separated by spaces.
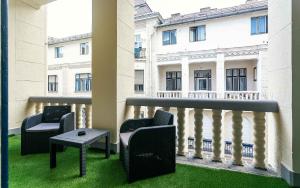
28 97 92 129
126 97 279 170
157 91 260 100
157 91 182 98
188 91 218 99
224 91 260 100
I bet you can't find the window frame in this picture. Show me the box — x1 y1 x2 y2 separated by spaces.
48 75 58 92
226 68 247 91
166 71 182 91
75 73 92 92
251 15 268 35
54 46 63 58
80 42 89 55
194 69 212 91
190 25 206 42
162 30 177 46
134 70 144 93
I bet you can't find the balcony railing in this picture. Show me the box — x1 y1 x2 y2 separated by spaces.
224 91 260 100
188 91 218 99
134 48 146 59
126 97 279 170
29 97 92 129
157 91 182 98
158 91 260 100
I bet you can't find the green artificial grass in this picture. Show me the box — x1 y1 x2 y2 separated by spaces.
9 135 289 188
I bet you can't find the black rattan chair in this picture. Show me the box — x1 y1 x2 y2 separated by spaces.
21 106 75 155
119 110 175 182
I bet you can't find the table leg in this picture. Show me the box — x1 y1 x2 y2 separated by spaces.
50 143 57 169
105 132 110 159
80 146 86 177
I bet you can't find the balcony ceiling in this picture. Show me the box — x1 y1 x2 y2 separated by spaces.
22 0 56 9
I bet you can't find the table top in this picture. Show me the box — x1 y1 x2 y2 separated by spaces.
50 128 109 145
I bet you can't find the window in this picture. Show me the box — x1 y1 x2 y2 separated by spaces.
80 42 89 55
166 71 181 91
134 34 142 58
48 75 58 92
134 70 144 93
194 70 211 91
190 25 206 42
55 47 63 58
75 73 92 92
251 16 268 35
226 68 247 91
162 30 177 45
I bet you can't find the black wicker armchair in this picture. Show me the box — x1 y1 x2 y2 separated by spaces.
119 110 176 182
21 106 75 155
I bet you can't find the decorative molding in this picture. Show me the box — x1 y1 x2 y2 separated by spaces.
48 62 91 70
156 45 268 63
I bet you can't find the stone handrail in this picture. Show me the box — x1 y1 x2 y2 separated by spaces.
28 96 92 129
126 97 279 169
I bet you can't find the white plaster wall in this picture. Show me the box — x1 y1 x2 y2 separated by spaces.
152 11 268 55
48 39 91 65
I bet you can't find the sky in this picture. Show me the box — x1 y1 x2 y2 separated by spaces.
47 0 246 38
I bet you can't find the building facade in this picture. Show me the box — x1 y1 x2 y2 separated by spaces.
47 0 268 153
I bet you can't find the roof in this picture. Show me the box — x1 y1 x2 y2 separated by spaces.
48 33 91 45
157 0 268 28
134 0 162 22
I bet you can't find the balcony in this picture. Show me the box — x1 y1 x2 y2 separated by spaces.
157 91 261 100
134 48 146 59
8 96 287 187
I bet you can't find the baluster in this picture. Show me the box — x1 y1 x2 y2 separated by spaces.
194 108 203 159
232 111 243 166
177 108 186 156
71 104 76 112
253 112 266 169
134 106 141 119
76 104 84 129
212 109 222 162
36 102 43 114
85 104 92 128
147 106 155 118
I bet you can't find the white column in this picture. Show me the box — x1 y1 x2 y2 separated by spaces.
147 106 155 118
216 53 225 98
76 104 84 129
254 112 266 169
85 105 92 129
181 57 189 98
177 108 188 156
256 52 264 96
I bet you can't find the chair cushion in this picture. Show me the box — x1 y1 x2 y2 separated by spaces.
26 123 60 132
153 110 174 126
42 106 71 123
120 132 134 147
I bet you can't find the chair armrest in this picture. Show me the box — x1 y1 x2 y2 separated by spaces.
128 125 176 153
60 112 75 132
21 114 43 131
120 118 154 133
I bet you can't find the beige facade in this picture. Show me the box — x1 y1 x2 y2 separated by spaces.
9 0 48 130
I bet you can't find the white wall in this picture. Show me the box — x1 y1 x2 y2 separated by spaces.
152 11 268 55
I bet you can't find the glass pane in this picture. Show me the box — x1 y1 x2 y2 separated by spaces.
190 28 196 42
251 17 257 34
176 79 181 90
233 69 239 76
198 26 206 41
239 68 247 76
258 16 266 33
226 78 232 91
226 69 232 76
233 77 239 91
199 79 207 90
177 71 181 78
163 31 170 45
239 77 247 91
171 30 177 44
